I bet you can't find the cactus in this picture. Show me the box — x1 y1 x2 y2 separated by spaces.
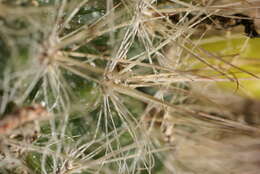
0 0 260 174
